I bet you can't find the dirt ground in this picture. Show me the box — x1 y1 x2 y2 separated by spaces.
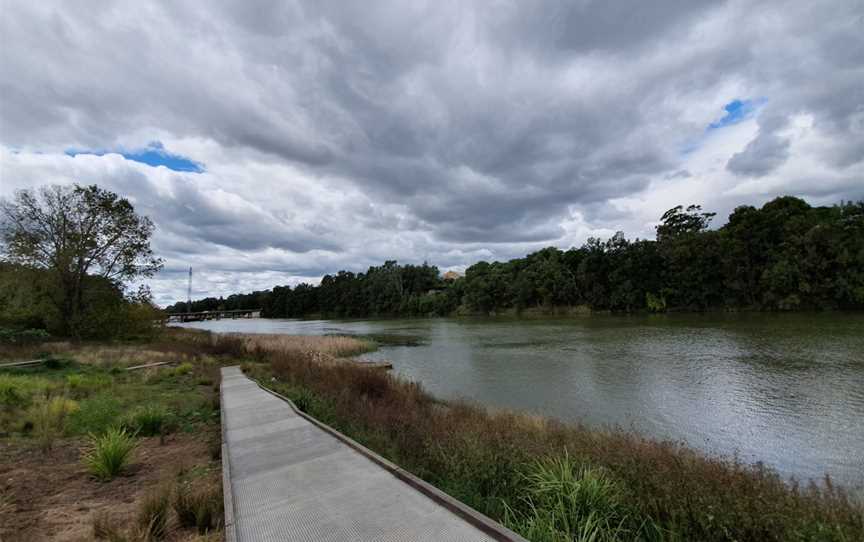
0 434 217 541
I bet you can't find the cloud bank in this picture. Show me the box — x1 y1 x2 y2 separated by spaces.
1 0 861 305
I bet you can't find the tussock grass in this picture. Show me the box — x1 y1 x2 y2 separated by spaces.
84 427 137 480
137 484 172 540
233 344 864 542
173 479 223 533
122 405 173 437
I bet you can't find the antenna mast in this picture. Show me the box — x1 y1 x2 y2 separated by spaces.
187 267 192 310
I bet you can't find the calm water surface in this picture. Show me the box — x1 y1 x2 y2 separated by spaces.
180 314 864 490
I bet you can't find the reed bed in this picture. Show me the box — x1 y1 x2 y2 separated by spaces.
212 333 375 361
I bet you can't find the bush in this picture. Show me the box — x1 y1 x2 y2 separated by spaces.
122 405 173 437
84 427 137 480
173 480 223 533
138 485 171 540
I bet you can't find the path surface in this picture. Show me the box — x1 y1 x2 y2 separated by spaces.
220 366 523 542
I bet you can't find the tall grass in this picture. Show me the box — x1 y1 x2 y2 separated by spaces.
28 395 79 451
84 427 138 480
173 480 223 533
137 485 171 540
234 345 863 542
213 333 375 360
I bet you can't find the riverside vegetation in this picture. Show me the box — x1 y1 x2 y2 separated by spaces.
169 196 864 317
208 333 864 542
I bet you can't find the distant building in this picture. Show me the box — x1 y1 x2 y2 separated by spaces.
442 270 463 281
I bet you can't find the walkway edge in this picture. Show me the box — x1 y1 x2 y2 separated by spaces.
246 373 529 542
220 377 237 542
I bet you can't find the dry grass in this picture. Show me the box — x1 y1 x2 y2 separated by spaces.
212 332 375 360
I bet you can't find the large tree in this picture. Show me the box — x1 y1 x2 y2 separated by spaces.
0 184 163 336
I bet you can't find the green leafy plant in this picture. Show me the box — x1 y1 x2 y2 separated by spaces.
83 427 137 480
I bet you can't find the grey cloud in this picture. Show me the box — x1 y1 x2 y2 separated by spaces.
727 132 792 177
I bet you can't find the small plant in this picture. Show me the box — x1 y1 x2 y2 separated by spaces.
29 396 79 451
122 405 172 437
138 484 172 540
84 427 137 480
173 480 223 533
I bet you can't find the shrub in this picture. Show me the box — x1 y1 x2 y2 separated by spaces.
173 480 223 533
28 396 79 451
122 405 172 437
138 485 171 540
84 427 137 480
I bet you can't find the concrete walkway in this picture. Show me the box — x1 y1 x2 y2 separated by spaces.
220 366 525 542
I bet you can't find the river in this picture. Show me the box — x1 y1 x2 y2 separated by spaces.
178 313 864 491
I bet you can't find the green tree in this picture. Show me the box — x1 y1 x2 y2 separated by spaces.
0 184 163 337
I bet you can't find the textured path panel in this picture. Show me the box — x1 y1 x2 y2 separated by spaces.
220 367 526 542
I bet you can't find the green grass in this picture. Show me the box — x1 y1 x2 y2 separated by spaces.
83 427 138 480
121 405 174 437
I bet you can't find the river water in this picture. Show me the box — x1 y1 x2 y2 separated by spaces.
178 313 864 490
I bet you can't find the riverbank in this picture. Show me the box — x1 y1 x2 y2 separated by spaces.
205 332 863 542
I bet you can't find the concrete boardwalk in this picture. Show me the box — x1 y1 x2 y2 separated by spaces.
220 366 524 542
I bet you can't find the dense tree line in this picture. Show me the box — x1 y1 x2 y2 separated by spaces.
167 196 864 317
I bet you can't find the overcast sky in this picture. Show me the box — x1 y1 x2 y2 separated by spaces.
1 1 862 306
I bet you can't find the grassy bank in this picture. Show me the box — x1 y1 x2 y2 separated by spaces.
217 335 863 542
0 330 228 541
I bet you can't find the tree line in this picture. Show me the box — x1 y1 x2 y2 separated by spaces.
168 196 864 317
